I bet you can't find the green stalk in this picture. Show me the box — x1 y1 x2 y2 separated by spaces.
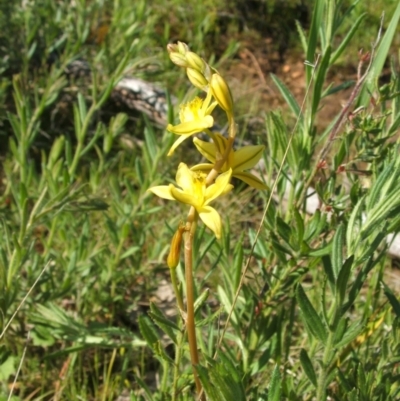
172 329 185 401
170 267 185 312
316 330 334 401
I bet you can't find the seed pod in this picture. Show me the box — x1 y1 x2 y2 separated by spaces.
167 226 185 269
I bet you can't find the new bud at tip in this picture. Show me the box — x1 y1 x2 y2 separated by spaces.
167 41 189 55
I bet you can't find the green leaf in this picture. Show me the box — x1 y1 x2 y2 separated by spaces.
276 216 292 245
358 2 400 106
312 45 332 117
388 110 400 136
300 348 317 387
296 285 328 344
321 255 335 293
366 162 397 210
270 73 302 120
346 195 365 254
0 354 16 381
196 363 222 400
382 281 400 317
144 122 158 161
323 80 355 97
336 255 354 306
293 209 305 248
148 303 178 344
197 354 246 401
138 315 173 363
218 285 238 325
335 321 363 349
194 289 210 314
306 0 324 83
268 364 282 401
330 13 366 64
138 315 160 346
357 363 366 392
343 252 385 313
361 190 400 240
295 20 307 54
331 224 344 279
233 237 244 290
333 317 348 345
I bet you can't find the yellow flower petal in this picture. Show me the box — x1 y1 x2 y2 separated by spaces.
147 185 175 200
233 172 269 190
191 163 214 172
170 187 200 207
167 135 190 156
232 145 265 171
198 205 222 239
193 137 217 162
167 95 216 154
175 163 196 192
205 169 232 204
167 115 214 136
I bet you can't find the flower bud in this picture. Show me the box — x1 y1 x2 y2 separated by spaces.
210 73 233 113
186 68 208 90
169 52 189 68
177 41 189 55
167 226 185 269
167 41 189 56
185 51 206 73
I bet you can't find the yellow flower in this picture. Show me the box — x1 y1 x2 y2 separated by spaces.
167 91 217 156
192 133 268 190
148 163 233 238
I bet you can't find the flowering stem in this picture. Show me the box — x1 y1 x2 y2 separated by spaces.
184 207 204 399
170 268 185 312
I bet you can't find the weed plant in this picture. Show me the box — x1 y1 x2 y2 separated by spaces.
0 0 400 400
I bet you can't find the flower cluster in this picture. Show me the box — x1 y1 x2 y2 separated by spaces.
149 42 267 242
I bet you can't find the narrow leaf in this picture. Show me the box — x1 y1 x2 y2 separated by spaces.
312 45 332 117
268 364 282 401
306 0 324 83
358 3 400 106
296 285 328 344
331 13 366 64
271 73 302 120
336 255 354 306
300 348 317 387
382 281 400 317
331 224 344 279
148 303 178 344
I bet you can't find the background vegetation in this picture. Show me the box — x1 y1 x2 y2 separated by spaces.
0 0 399 400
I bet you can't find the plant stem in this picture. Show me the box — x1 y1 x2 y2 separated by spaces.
316 331 334 401
184 208 205 400
170 267 185 312
172 329 185 401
